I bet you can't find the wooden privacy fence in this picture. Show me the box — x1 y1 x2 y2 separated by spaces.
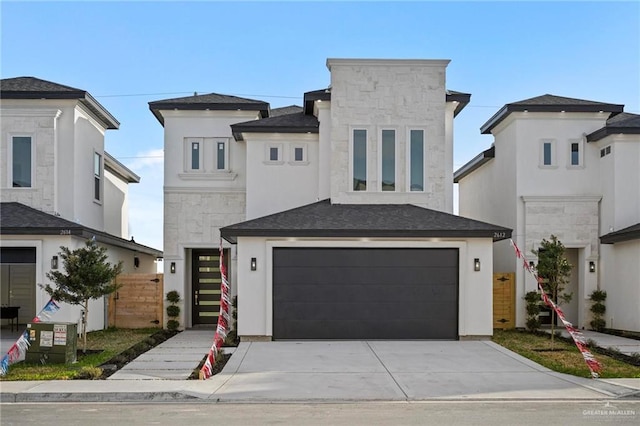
108 273 163 329
493 272 516 329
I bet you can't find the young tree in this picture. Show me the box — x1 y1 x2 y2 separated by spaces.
41 240 122 352
533 235 573 349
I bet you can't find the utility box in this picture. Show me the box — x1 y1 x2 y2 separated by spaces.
25 322 78 364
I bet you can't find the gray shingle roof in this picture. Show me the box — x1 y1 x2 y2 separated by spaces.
600 222 640 244
1 76 83 93
231 110 319 141
1 202 162 256
586 112 640 142
148 92 270 126
0 77 120 130
220 199 512 243
481 94 624 134
270 105 303 117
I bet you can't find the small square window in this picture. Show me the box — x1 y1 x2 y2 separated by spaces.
270 147 279 161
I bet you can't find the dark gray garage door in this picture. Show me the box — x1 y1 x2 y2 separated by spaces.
273 248 458 340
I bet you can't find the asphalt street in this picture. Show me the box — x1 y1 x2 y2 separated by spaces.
1 401 639 425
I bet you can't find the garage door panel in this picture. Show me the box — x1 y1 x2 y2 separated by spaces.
275 267 458 288
273 248 458 340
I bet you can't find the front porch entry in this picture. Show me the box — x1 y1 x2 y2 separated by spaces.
191 249 227 327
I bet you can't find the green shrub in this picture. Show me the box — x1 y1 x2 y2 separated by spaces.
166 290 181 304
76 366 103 380
166 305 180 318
524 291 542 332
167 319 180 331
589 290 607 331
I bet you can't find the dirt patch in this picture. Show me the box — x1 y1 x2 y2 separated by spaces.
188 352 232 380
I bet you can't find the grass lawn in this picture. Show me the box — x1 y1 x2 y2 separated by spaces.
493 329 640 379
1 328 162 381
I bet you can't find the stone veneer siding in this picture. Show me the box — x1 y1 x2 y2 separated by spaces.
0 110 59 213
327 59 450 209
523 196 601 255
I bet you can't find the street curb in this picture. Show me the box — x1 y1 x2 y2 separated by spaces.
1 391 202 403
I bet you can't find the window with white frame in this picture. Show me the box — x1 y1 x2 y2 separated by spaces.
568 139 583 167
380 129 396 191
289 145 308 165
600 145 612 158
352 129 367 191
94 152 102 201
264 144 284 164
409 129 424 191
215 139 229 171
11 136 33 188
540 139 556 167
183 138 203 171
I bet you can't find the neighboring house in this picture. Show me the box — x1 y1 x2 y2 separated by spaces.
1 77 162 331
152 58 511 341
455 94 640 332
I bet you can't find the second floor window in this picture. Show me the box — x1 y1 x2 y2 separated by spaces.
94 152 102 201
12 136 32 188
409 130 424 191
540 139 556 167
217 141 226 170
381 129 396 191
191 141 200 170
353 129 367 191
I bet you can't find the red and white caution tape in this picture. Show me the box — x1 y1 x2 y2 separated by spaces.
510 239 601 378
199 242 231 380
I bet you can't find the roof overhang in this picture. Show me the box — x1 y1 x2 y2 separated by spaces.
586 126 640 142
481 103 624 135
104 152 140 183
600 223 640 244
446 91 471 117
2 90 120 129
148 102 270 126
454 146 495 183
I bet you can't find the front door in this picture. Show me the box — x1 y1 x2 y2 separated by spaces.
191 249 227 326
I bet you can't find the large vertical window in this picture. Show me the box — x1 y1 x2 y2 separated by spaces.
543 142 552 165
191 142 200 170
12 136 32 188
570 142 580 166
409 130 424 191
94 152 102 201
216 141 226 170
270 147 279 161
353 129 367 191
381 129 396 191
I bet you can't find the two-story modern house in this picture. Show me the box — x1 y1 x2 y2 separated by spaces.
1 77 162 331
152 58 512 341
455 95 640 332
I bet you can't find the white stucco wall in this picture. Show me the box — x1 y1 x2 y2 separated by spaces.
600 241 640 332
245 133 319 219
327 59 452 211
0 99 113 231
235 237 495 339
104 169 128 238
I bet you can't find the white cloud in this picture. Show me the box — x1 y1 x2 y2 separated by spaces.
125 148 164 172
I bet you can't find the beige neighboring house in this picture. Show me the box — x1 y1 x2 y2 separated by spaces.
152 58 512 341
1 77 162 331
455 94 640 332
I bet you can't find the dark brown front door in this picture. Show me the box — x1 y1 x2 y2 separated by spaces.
192 249 227 326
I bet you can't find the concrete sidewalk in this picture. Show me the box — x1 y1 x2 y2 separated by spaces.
546 328 640 356
1 335 639 403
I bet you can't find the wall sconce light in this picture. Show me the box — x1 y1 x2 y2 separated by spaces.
51 256 58 270
250 257 257 271
170 262 176 274
589 261 596 273
134 256 140 268
474 258 481 272
529 261 535 269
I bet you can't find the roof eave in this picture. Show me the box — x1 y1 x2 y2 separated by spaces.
481 103 625 135
587 126 640 142
453 146 495 182
446 92 471 117
221 228 512 244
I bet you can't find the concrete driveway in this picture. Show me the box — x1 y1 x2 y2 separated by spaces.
200 340 638 401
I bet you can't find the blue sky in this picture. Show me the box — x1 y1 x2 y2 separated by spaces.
2 1 639 251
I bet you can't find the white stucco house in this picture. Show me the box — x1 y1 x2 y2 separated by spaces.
1 77 162 331
151 58 512 341
455 94 640 332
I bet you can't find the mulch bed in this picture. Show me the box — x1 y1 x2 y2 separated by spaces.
188 352 232 380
